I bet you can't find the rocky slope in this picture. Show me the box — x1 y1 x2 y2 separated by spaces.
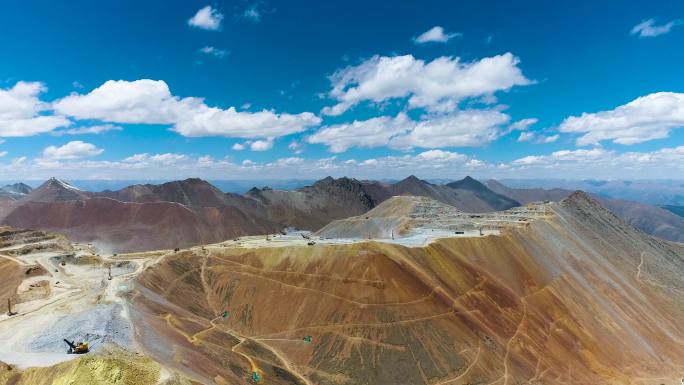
127 192 684 384
1 198 280 253
447 176 520 210
486 179 684 243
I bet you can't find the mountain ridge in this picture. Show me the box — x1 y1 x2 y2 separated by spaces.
2 176 683 251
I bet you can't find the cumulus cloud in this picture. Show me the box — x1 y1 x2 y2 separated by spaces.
308 109 510 152
199 46 229 58
558 92 684 145
414 26 461 44
308 113 412 153
0 151 6 157
53 79 320 139
390 110 510 149
188 5 223 30
322 53 531 115
631 18 682 37
230 138 274 151
0 81 70 137
42 141 103 160
250 138 273 151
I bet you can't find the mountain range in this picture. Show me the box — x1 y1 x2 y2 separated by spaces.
1 175 683 251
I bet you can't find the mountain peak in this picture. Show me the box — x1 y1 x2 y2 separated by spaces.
446 176 520 211
24 178 87 202
313 176 336 187
394 175 431 190
43 177 81 191
562 190 600 208
447 176 485 190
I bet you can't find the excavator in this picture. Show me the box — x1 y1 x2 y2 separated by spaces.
64 339 89 354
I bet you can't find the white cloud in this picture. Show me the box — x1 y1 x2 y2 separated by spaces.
390 110 510 149
4 146 684 180
288 140 303 154
122 153 189 166
309 109 510 152
540 134 559 143
188 5 223 30
509 118 538 131
513 148 612 166
631 18 682 38
11 156 27 166
53 79 320 139
466 159 484 168
308 113 412 153
199 46 229 58
0 81 70 137
56 124 123 136
517 132 535 142
242 3 262 22
558 92 684 145
322 53 531 115
509 146 684 178
231 138 275 151
250 138 273 151
0 151 7 157
416 149 467 162
42 141 103 160
414 26 461 44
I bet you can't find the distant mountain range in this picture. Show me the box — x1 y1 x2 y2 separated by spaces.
499 179 684 206
1 176 683 251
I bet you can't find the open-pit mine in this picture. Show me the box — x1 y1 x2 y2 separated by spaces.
1 193 683 385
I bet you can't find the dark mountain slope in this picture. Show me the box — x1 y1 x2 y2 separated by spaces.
446 176 520 210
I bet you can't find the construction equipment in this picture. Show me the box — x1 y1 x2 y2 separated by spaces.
64 339 89 354
251 371 261 383
303 335 312 344
107 265 112 280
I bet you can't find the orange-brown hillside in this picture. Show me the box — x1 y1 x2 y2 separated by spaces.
127 192 684 385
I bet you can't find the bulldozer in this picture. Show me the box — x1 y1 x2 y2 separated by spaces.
64 339 89 354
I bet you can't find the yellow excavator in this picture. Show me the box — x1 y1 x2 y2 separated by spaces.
64 339 89 354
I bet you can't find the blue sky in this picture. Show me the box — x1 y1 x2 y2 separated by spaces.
1 0 684 180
